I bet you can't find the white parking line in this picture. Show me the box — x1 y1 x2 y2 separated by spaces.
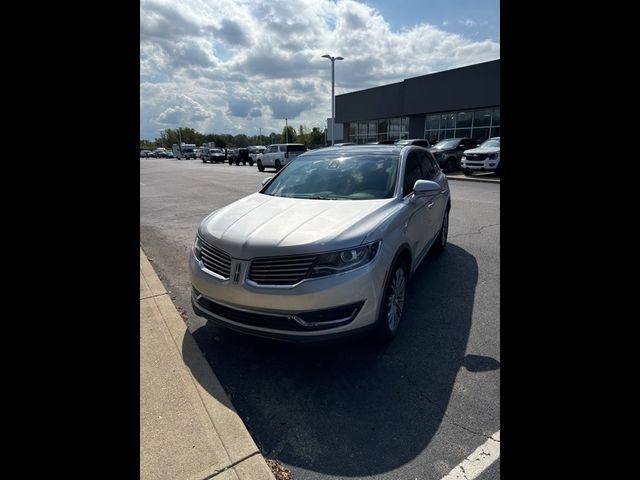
441 430 500 480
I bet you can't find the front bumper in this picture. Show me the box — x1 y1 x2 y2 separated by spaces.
188 249 387 339
461 157 499 171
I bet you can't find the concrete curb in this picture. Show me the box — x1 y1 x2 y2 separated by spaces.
446 174 500 184
140 247 275 480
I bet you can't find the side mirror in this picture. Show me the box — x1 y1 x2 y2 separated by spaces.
261 176 273 186
413 180 441 197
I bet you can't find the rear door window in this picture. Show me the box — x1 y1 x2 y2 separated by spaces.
418 151 438 179
286 145 307 152
403 151 424 197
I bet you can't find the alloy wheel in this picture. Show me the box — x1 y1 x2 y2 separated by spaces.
387 267 406 332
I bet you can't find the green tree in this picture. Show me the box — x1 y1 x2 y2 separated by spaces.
309 127 326 147
295 125 307 144
281 126 297 143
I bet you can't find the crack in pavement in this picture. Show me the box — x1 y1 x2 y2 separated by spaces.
387 356 499 443
417 389 500 443
449 223 500 239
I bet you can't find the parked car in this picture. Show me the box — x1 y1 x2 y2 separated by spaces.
367 139 397 145
229 148 253 166
428 138 480 173
248 146 267 163
334 142 356 146
257 143 307 171
203 147 225 163
189 144 450 343
395 139 431 149
460 137 500 176
140 150 152 158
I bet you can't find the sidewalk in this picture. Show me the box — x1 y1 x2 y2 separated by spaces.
140 247 275 480
446 171 500 184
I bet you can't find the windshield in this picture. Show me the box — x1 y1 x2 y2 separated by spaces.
480 139 500 148
262 154 399 200
433 140 459 150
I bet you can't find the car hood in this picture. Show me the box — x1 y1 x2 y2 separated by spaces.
199 193 397 259
463 146 500 154
428 148 454 155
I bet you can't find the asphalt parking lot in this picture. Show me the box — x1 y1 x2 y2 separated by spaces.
140 157 500 479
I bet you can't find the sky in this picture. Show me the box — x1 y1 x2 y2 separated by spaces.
140 0 500 140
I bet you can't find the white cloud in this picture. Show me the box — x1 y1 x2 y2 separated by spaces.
442 20 449 26
140 0 500 139
460 18 477 27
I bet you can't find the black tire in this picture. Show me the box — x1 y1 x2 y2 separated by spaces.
201 159 206 163
444 158 456 173
249 160 254 167
375 259 408 342
275 159 282 171
432 207 449 254
463 168 473 176
257 160 264 172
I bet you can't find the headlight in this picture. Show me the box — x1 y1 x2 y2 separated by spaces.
193 236 202 261
461 156 466 160
488 153 499 160
308 241 381 278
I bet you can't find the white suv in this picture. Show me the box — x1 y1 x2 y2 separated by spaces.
460 137 500 176
257 143 307 172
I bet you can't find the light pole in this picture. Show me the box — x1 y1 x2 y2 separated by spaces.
259 127 263 146
285 118 288 143
322 54 343 145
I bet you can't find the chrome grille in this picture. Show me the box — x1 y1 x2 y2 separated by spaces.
200 239 232 279
465 153 489 160
249 255 317 285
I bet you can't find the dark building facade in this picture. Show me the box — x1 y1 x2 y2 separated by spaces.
335 59 500 144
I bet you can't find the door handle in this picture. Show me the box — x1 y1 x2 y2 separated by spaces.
427 201 434 209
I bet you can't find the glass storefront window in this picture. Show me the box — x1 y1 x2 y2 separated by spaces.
441 129 455 140
426 114 440 130
455 128 471 138
377 119 388 137
492 109 500 126
425 130 439 143
349 123 356 135
472 127 491 141
456 111 472 129
473 110 492 127
441 113 455 129
490 127 500 137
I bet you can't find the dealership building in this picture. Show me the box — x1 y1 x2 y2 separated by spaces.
334 59 500 144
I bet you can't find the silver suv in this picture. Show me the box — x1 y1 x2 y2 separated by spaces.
257 143 307 172
189 145 451 343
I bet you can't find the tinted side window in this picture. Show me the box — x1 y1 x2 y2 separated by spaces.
419 151 437 180
287 145 307 152
403 151 424 197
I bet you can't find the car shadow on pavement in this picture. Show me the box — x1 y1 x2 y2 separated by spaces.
185 244 479 477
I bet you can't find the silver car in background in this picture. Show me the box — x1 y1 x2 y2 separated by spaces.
189 145 451 342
